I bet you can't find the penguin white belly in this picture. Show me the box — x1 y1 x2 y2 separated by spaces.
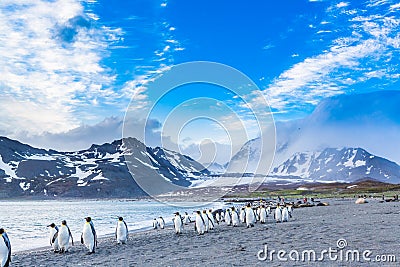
275 208 282 222
83 224 95 252
0 240 9 267
245 208 255 227
260 209 267 223
239 210 245 223
58 227 70 251
116 222 127 244
282 208 289 222
49 228 59 251
224 212 231 225
232 212 239 226
174 216 183 234
195 215 204 234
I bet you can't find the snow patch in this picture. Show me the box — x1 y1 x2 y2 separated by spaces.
19 182 30 191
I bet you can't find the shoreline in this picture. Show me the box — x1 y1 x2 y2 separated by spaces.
11 198 400 266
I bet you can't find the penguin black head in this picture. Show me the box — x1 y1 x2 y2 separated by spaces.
85 217 92 222
0 228 4 234
232 207 235 211
174 212 180 216
246 203 251 207
118 217 124 221
196 211 201 214
47 223 56 228
61 220 67 225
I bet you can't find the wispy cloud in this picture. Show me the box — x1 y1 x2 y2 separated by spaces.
0 0 123 134
264 0 400 114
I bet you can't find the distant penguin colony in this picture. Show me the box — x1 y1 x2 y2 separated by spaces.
1 197 298 262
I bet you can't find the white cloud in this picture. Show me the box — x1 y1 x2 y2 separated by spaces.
15 116 165 151
391 3 400 10
0 0 123 135
336 2 349 8
264 1 400 113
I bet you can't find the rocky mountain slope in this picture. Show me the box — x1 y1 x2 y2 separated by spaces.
0 137 209 198
271 147 400 183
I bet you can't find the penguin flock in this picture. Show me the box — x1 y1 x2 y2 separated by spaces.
45 216 128 255
0 201 295 266
164 201 295 236
0 215 130 266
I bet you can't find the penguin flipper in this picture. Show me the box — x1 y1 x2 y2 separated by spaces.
207 215 214 228
81 233 84 244
123 221 128 240
3 234 11 265
52 231 59 244
90 223 97 248
67 227 74 246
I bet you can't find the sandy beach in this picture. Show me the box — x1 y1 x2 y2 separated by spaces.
11 198 399 266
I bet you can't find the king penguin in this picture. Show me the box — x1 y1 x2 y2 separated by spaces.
116 217 128 245
58 220 74 253
158 217 165 229
202 210 210 232
183 212 192 224
207 209 215 230
81 217 97 254
194 211 205 235
224 208 232 226
275 204 282 223
152 218 159 230
259 205 267 224
282 207 289 222
47 223 60 252
231 207 239 226
287 205 293 218
173 212 183 234
239 207 246 223
0 228 11 267
245 203 256 228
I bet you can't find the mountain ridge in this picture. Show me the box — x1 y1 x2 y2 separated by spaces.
0 136 209 198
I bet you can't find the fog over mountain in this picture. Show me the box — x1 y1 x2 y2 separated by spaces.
232 91 400 174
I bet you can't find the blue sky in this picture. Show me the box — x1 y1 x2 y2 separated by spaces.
1 0 400 155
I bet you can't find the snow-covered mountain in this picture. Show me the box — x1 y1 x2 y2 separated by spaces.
271 147 400 183
231 90 400 175
0 137 209 198
227 137 261 174
203 162 226 174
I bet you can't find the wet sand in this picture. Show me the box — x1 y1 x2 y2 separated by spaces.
12 198 400 266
